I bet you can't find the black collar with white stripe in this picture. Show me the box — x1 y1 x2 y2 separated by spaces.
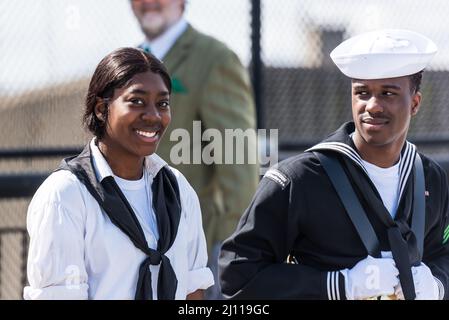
307 121 417 207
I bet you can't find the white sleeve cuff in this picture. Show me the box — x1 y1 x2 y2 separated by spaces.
187 267 214 294
327 271 344 300
23 284 89 300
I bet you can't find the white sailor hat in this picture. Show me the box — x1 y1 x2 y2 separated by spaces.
330 29 437 79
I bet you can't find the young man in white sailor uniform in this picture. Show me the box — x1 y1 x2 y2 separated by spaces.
219 29 449 300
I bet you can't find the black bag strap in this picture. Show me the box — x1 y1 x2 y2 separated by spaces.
412 154 425 261
314 151 381 257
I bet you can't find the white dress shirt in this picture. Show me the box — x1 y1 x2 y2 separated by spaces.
24 138 214 300
141 17 188 59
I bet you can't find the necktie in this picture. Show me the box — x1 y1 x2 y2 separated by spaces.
342 156 417 299
141 43 152 54
58 145 181 299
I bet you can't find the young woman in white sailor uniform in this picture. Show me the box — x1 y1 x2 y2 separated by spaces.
24 48 214 300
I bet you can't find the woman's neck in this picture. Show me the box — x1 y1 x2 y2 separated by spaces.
97 140 144 180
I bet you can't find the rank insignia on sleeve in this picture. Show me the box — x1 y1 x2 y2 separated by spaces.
264 168 289 189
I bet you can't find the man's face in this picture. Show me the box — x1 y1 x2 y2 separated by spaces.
131 0 184 40
351 76 421 149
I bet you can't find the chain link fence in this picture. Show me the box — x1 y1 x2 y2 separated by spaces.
262 0 449 160
0 0 252 300
1 0 449 299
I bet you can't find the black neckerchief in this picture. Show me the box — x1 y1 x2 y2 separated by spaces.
57 144 181 300
308 122 419 300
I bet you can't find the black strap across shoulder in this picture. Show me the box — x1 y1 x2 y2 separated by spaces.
313 151 426 300
412 153 425 261
313 151 425 259
313 151 381 257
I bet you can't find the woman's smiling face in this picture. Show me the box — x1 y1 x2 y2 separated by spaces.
99 70 171 160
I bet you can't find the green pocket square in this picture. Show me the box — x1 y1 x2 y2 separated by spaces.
171 78 188 94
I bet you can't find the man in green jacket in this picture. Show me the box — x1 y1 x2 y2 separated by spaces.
130 0 259 299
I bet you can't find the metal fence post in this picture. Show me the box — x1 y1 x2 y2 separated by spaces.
250 0 263 129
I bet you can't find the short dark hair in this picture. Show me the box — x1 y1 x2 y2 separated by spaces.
83 47 172 139
409 70 423 93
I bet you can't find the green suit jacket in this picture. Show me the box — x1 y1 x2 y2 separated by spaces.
157 25 259 253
